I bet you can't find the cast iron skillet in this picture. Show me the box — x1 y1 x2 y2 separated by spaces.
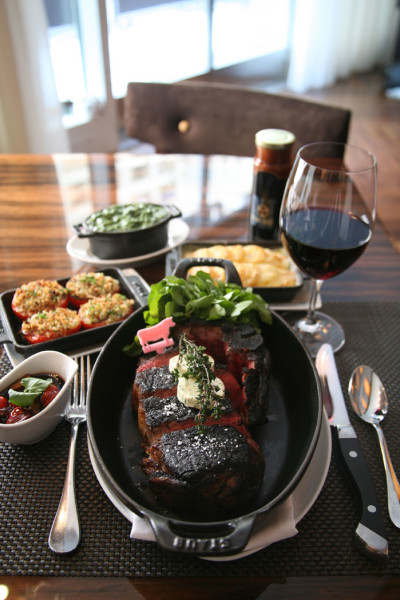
0 268 149 357
87 258 322 557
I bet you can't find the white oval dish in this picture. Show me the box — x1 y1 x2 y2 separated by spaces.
0 351 78 445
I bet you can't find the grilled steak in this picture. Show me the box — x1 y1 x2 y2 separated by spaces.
132 319 270 515
142 424 265 515
138 394 243 445
174 320 271 426
134 354 244 444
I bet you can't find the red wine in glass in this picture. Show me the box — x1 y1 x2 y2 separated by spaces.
281 207 372 281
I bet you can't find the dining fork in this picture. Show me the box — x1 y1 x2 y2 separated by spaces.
48 354 91 554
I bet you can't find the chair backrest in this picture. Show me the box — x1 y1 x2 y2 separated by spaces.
124 81 351 156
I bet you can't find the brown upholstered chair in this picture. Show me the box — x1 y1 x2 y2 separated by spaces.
124 81 351 156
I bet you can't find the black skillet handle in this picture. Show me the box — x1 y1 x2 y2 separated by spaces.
0 312 13 345
173 257 243 286
0 330 10 344
73 222 94 238
148 513 256 556
120 268 151 308
166 204 182 219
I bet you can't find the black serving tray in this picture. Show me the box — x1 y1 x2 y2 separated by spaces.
166 241 303 303
0 268 150 357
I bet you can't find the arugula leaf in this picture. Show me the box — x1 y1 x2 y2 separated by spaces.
208 304 226 320
8 377 52 406
123 271 272 356
187 294 215 310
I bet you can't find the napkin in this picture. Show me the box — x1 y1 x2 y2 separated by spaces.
129 495 298 560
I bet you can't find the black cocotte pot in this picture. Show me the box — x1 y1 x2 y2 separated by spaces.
74 203 182 259
87 259 323 557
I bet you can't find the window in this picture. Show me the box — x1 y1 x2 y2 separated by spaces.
43 0 291 150
107 0 210 97
44 0 107 128
106 0 291 96
212 0 290 69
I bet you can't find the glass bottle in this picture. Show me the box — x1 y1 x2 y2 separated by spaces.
248 128 295 241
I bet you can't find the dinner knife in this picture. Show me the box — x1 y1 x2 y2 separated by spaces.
315 343 388 560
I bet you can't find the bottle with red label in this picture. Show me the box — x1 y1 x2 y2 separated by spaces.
248 128 295 241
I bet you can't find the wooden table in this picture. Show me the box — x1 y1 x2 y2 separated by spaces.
1 153 400 599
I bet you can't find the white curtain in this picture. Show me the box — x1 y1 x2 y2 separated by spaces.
286 0 399 93
0 0 70 153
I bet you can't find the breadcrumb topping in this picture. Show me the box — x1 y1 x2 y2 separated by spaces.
12 280 67 317
78 293 134 325
22 308 80 337
66 272 120 300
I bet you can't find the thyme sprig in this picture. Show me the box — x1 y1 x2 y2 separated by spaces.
171 333 223 432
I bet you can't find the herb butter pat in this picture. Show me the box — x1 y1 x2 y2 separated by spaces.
169 352 224 410
176 375 224 409
169 353 214 375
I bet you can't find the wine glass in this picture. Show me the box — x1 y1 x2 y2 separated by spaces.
279 142 377 357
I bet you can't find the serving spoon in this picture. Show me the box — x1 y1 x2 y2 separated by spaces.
349 365 400 528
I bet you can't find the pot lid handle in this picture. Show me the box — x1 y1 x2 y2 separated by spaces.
173 257 242 286
166 204 182 219
73 223 94 238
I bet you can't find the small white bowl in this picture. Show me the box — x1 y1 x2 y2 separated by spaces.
0 350 78 445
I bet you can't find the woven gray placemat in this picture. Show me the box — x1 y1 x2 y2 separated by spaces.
0 301 399 577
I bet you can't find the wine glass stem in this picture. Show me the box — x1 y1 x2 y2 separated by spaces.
306 279 323 324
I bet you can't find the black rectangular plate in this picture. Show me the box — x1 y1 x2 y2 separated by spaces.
165 241 303 303
0 268 149 357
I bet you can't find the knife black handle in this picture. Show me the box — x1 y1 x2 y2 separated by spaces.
336 426 388 560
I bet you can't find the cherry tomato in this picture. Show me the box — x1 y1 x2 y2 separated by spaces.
0 395 10 422
6 406 33 424
40 383 59 408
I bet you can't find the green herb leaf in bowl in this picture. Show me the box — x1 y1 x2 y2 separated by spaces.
8 377 53 406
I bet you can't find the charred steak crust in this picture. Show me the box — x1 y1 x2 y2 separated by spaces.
132 353 178 411
142 393 235 429
134 365 175 395
160 425 263 481
142 395 197 427
143 424 265 514
222 322 265 351
242 349 270 426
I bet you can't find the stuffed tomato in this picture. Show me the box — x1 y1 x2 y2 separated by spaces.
12 279 68 320
66 272 120 307
78 293 134 329
21 308 81 344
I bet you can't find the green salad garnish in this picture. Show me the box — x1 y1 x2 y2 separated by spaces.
124 271 272 356
8 377 52 406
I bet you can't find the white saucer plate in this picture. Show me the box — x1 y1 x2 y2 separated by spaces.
66 219 189 267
